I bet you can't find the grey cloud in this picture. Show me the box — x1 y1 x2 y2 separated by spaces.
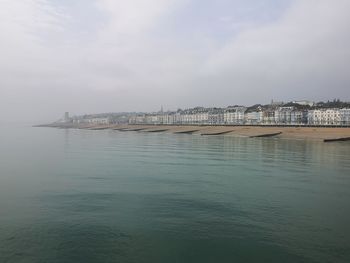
0 0 349 122
199 0 350 104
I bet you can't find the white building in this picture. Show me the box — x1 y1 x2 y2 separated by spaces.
162 113 176 125
208 109 224 125
86 117 110 125
129 115 146 124
308 109 340 125
274 107 293 124
193 112 209 124
224 107 246 125
262 110 276 124
339 108 350 125
291 110 307 125
245 111 263 124
292 100 314 107
174 112 182 124
180 113 191 124
143 114 158 124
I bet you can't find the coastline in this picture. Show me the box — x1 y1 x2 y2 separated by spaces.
35 123 350 141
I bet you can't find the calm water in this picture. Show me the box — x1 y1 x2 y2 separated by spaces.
0 124 350 263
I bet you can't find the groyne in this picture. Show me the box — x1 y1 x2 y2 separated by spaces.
34 123 350 142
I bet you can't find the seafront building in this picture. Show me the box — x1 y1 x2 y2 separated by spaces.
71 113 130 125
128 105 350 126
340 109 350 125
271 107 308 125
308 109 341 125
63 100 350 127
224 107 246 124
78 117 110 125
208 108 224 125
245 111 263 125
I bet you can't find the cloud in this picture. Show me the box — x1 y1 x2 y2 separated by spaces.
0 0 349 122
0 0 189 120
95 0 184 36
200 0 350 103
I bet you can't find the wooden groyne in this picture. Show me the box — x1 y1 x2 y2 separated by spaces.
174 129 200 134
145 129 169 133
201 130 233 136
324 137 350 142
33 123 350 141
250 132 282 138
88 126 112 130
121 128 148 132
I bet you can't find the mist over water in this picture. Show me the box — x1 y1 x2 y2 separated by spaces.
0 125 350 263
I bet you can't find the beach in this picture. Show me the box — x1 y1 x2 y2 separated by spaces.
38 123 350 141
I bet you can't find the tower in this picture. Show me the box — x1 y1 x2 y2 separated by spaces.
64 112 69 122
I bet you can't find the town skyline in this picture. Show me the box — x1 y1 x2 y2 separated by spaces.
64 98 348 116
62 98 350 127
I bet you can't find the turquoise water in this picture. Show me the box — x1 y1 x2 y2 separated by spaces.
0 124 350 263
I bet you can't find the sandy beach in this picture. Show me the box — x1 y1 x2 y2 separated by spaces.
38 123 350 141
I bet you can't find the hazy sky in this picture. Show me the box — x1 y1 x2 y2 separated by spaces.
1 0 349 122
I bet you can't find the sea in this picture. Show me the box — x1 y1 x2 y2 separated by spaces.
0 123 350 263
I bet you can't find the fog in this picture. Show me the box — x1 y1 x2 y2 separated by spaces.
0 0 349 122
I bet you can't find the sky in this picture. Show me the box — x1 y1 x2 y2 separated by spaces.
0 0 349 122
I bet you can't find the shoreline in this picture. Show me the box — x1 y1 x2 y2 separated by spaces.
35 123 350 142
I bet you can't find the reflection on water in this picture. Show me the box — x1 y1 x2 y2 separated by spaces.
0 126 350 263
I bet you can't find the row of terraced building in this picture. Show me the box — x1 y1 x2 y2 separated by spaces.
129 105 350 126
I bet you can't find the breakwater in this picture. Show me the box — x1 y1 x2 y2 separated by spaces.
36 123 350 142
